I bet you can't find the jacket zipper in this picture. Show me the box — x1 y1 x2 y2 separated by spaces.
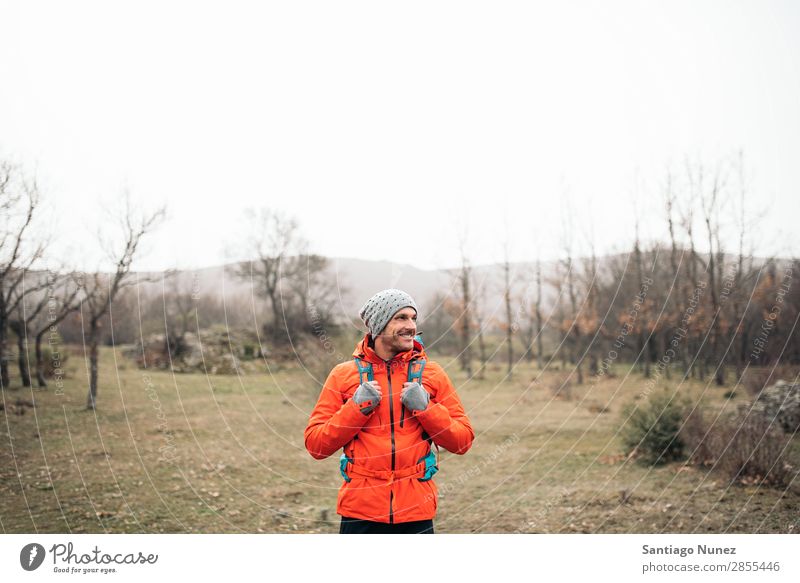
386 360 396 524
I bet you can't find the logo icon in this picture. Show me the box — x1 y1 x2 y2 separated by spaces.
20 543 46 571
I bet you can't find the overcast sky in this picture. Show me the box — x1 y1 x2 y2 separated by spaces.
1 1 798 272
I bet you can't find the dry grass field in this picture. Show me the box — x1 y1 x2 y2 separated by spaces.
2 345 798 534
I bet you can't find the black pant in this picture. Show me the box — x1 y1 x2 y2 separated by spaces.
339 516 434 534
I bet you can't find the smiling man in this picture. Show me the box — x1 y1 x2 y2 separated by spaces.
304 288 474 534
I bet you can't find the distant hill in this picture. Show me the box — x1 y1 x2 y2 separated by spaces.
130 250 791 327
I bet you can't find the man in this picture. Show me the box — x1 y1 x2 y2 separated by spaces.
304 288 474 534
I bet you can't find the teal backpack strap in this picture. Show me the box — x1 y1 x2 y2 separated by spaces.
340 358 374 483
339 454 352 482
417 449 438 481
354 357 374 384
400 358 426 428
394 350 440 482
407 358 425 384
417 429 439 481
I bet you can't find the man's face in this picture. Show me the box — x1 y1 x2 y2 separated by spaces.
378 307 417 354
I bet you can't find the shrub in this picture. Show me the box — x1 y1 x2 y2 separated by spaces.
680 406 716 467
681 405 792 487
713 409 791 486
620 391 688 465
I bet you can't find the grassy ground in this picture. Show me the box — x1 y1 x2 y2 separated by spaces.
1 346 798 533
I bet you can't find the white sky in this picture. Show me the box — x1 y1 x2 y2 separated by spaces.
1 0 799 272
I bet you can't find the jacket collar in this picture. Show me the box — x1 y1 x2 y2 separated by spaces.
352 333 426 365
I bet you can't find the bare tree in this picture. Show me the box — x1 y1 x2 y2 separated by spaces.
663 166 689 374
501 240 515 378
681 157 705 380
580 223 601 376
727 151 765 381
10 271 81 387
535 258 544 369
455 232 473 377
29 272 82 387
232 209 338 344
234 209 299 340
82 197 165 409
521 258 546 369
559 203 583 384
472 273 488 380
165 274 197 341
698 160 728 386
287 251 343 334
632 210 649 378
0 162 47 389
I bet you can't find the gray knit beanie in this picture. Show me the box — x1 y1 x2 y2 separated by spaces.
359 289 418 337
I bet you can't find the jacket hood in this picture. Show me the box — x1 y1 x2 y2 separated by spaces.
352 333 427 364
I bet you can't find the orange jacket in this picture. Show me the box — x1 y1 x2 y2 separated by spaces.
304 335 474 524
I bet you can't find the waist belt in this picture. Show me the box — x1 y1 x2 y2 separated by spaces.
340 449 438 483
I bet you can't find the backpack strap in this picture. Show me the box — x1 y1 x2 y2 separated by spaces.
400 358 427 428
407 358 425 384
354 357 374 384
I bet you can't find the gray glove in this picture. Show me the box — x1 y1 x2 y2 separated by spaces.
353 381 381 415
401 382 430 412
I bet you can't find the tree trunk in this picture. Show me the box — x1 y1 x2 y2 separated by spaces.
589 353 598 376
459 266 472 377
566 259 583 385
504 262 513 379
737 327 750 381
86 321 99 409
15 323 31 387
35 331 47 387
0 321 9 389
268 289 283 342
476 324 486 380
536 262 544 370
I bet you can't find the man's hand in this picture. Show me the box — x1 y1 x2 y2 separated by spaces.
401 382 430 412
353 381 382 415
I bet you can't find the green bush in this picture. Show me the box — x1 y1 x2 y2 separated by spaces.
621 391 688 466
